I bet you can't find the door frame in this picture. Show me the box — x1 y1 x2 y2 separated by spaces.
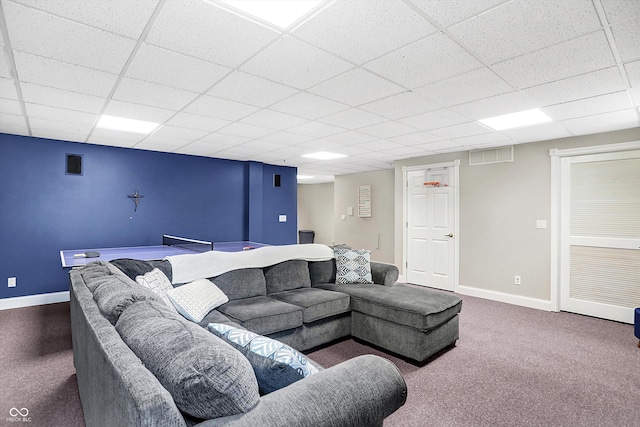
402 160 460 291
549 140 640 312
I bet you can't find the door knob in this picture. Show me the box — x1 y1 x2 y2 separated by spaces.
444 233 453 238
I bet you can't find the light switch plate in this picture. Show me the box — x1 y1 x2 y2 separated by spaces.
279 215 287 223
536 220 547 229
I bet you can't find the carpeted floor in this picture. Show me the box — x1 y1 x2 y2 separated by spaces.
1 294 638 426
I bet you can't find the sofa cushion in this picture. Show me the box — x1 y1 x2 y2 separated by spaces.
208 323 320 394
167 278 229 323
264 260 311 293
91 273 161 325
111 258 172 282
217 296 303 335
308 259 336 285
334 249 373 284
210 268 266 300
331 283 462 331
135 268 177 312
115 300 260 419
269 288 351 323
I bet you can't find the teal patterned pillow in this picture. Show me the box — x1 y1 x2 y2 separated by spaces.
208 323 319 394
334 248 373 284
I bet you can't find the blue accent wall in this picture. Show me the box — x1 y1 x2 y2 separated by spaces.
0 133 297 300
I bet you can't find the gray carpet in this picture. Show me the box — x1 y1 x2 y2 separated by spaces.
1 294 638 426
308 294 640 427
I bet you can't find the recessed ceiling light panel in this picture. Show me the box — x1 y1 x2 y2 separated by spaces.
478 108 552 131
96 115 160 134
302 151 347 160
209 0 331 30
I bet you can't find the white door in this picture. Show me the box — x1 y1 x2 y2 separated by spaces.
560 149 640 324
405 165 456 291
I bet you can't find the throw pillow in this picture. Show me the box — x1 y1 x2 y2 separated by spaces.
208 323 320 394
167 278 229 322
135 268 177 312
334 248 373 284
116 300 259 419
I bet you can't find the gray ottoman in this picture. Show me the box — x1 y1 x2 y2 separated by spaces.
344 284 462 364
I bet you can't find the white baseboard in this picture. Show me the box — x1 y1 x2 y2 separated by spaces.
0 291 70 311
457 285 553 311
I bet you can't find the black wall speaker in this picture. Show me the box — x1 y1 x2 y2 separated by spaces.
273 174 281 187
66 154 83 175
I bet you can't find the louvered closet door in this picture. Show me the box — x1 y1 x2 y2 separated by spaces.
560 149 640 324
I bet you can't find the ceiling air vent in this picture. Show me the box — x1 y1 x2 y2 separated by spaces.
469 146 514 166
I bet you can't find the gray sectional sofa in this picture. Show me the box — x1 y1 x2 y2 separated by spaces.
69 244 462 426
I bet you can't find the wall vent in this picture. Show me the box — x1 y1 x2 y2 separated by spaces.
469 146 513 166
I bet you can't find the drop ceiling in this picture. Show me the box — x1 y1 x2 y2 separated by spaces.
1 0 639 183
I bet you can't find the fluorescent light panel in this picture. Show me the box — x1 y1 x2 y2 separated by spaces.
96 115 160 134
214 1 326 29
478 108 552 131
302 151 347 160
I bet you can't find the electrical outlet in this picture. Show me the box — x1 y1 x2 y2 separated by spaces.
8 277 17 288
514 275 521 285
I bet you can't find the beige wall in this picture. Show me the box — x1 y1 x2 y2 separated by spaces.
297 127 640 305
297 182 334 245
333 169 395 263
394 128 640 303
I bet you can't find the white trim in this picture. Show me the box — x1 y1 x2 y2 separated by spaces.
0 291 70 311
549 140 640 158
457 285 553 312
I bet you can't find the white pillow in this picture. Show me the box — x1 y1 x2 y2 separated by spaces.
167 279 229 322
135 268 177 312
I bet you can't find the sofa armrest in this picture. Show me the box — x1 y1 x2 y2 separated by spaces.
371 261 399 286
197 354 407 427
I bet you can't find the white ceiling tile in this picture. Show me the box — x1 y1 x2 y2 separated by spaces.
452 91 537 120
5 2 136 74
308 68 405 106
240 109 308 131
625 60 640 104
360 91 441 119
208 72 298 108
319 108 386 129
13 52 118 97
600 0 640 25
559 109 640 136
173 141 220 156
408 0 508 28
295 139 345 152
378 144 431 159
522 67 627 106
241 36 353 89
269 92 348 119
25 103 96 126
21 83 104 113
287 120 346 138
199 133 251 146
0 53 11 78
611 19 640 62
399 108 469 131
184 95 259 121
294 0 436 64
218 122 276 139
88 129 147 147
135 137 190 152
323 130 377 145
113 77 199 111
358 121 418 139
165 112 230 132
146 0 278 67
126 44 232 92
11 0 160 39
30 127 87 143
418 140 464 151
103 100 176 123
544 91 633 121
429 122 490 139
28 115 93 136
449 0 602 64
259 131 313 145
151 125 209 141
389 131 442 145
414 67 513 107
353 139 406 152
233 139 289 152
1 98 21 115
492 31 617 89
0 113 28 135
452 132 511 147
365 32 483 89
0 78 18 100
499 122 573 143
